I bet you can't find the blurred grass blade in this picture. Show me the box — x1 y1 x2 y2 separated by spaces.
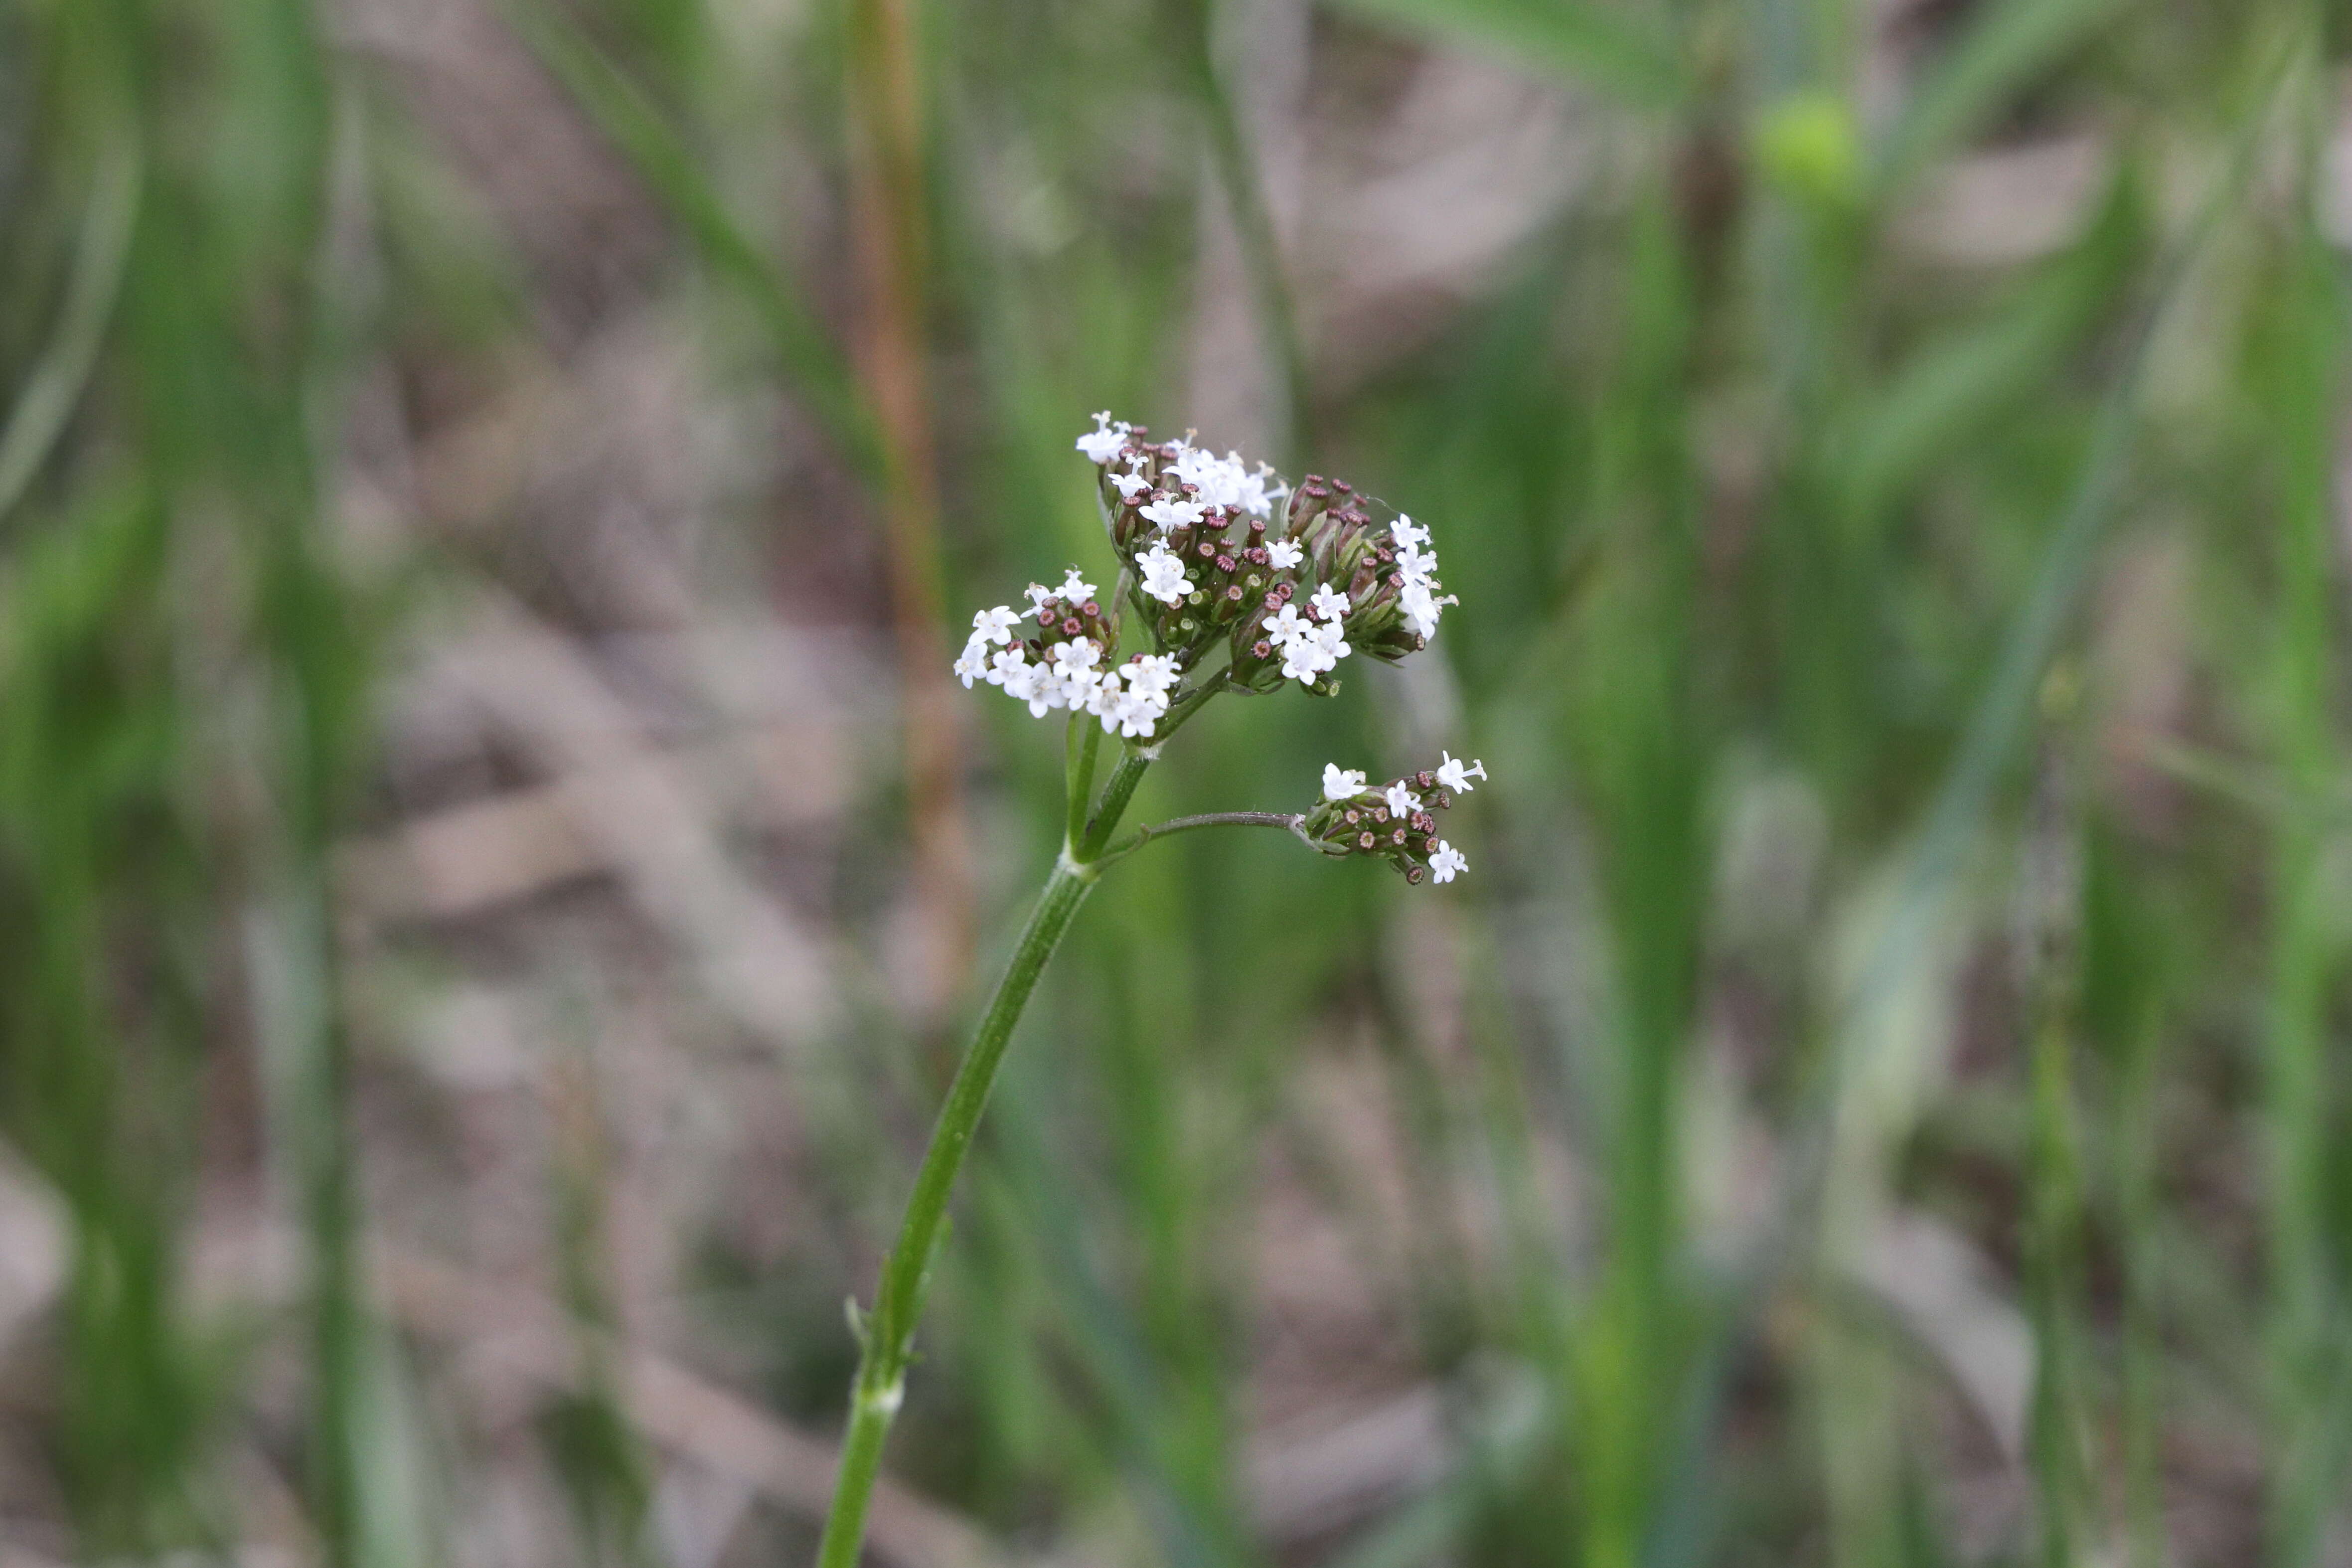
1321 0 1683 106
1873 0 2125 197
2254 190 2343 1568
0 137 141 523
1838 77 2269 1076
1180 0 1313 465
1839 175 2137 524
508 1 877 476
1741 29 2290 1463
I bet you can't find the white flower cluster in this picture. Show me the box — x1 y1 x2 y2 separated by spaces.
1316 754 1486 883
953 588 1183 739
1136 540 1191 605
1266 586 1353 682
1166 438 1285 519
1387 516 1455 640
1322 752 1484 803
1082 418 1286 520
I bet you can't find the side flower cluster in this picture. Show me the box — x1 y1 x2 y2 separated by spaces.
954 568 1183 738
1303 753 1485 884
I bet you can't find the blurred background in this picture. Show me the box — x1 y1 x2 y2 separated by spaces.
0 0 2348 1564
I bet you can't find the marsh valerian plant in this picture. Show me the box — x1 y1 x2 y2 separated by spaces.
816 416 1483 1566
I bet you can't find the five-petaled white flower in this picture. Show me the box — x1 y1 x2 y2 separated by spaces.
1435 752 1486 794
1383 782 1418 819
1400 581 1456 640
1140 495 1206 533
988 643 1034 694
1272 603 1350 683
1059 569 1098 606
1428 840 1468 883
1236 462 1285 520
1266 538 1302 571
972 606 1021 645
1076 652 1185 739
1024 582 1055 613
1171 443 1251 510
1391 515 1430 551
954 641 990 688
1323 764 1369 802
1308 584 1351 623
1127 653 1180 697
1076 411 1129 464
1111 468 1152 501
1137 542 1191 605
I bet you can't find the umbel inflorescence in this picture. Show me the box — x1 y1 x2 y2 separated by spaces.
948 412 1480 883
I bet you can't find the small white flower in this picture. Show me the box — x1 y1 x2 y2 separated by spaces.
1110 469 1152 501
1308 584 1351 623
1084 663 1173 739
1059 569 1098 605
1046 638 1102 675
1391 515 1430 550
954 638 990 688
1137 542 1192 605
972 605 1021 645
1428 840 1468 883
1383 782 1417 819
1076 411 1129 464
1236 462 1286 520
1126 653 1181 698
1172 445 1250 509
986 644 1030 688
1399 581 1455 640
1435 751 1486 794
1323 764 1368 802
1111 684 1163 739
1269 599 1350 682
1024 582 1055 613
1265 538 1302 571
1394 540 1437 587
991 648 1050 714
1140 495 1206 532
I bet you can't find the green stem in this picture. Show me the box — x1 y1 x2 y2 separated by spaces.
1066 712 1102 850
815 840 1109 1568
819 667 1248 1562
1097 810 1306 866
1081 752 1152 861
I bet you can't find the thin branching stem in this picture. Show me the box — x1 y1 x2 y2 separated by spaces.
1096 810 1308 868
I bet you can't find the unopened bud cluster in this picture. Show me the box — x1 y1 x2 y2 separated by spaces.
1308 752 1485 883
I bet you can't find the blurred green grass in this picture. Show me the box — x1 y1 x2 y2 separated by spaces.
2 0 2351 1563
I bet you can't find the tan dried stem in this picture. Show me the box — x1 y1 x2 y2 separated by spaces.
847 0 973 1021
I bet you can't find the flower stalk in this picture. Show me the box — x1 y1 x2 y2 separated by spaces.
815 827 1102 1568
818 414 1483 1566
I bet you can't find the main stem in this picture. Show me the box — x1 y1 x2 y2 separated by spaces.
815 753 1150 1568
